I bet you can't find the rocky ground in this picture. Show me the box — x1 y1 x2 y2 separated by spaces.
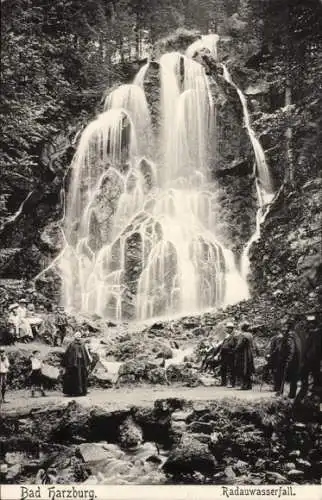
0 393 321 485
3 313 270 392
2 316 320 486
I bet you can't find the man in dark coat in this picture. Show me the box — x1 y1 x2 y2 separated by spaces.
62 332 92 396
265 331 284 391
234 321 256 390
277 312 321 399
219 322 238 387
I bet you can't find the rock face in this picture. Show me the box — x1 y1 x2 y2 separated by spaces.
163 434 217 481
1 397 320 485
0 131 77 282
250 179 322 303
0 34 267 301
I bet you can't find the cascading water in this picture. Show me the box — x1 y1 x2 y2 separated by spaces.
104 84 152 156
186 34 220 60
220 63 275 282
159 52 213 181
133 62 149 88
60 36 260 321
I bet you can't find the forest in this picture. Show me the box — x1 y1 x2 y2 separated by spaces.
1 0 321 184
0 0 322 487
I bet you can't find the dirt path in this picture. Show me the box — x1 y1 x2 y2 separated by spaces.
1 384 274 415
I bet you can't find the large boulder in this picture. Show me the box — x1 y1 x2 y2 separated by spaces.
163 434 217 481
78 443 113 465
166 363 201 387
113 336 173 362
117 359 147 384
118 417 143 450
50 401 92 443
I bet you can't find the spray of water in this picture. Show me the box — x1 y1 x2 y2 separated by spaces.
104 84 152 156
57 35 272 321
186 34 220 60
133 62 149 88
221 64 275 281
186 34 275 284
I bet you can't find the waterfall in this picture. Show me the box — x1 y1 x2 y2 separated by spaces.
133 62 149 88
59 37 269 321
186 34 275 284
221 64 272 194
104 84 152 156
186 34 220 60
159 52 213 182
240 181 274 284
221 64 274 281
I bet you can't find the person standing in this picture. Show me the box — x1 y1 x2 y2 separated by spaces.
0 347 10 403
62 332 92 397
29 350 46 397
0 313 14 345
7 303 20 340
265 331 284 391
234 321 256 390
219 321 238 387
16 299 33 342
54 306 68 346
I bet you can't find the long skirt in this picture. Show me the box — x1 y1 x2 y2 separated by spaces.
63 366 88 396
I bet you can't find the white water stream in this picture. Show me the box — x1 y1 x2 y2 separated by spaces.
58 33 273 321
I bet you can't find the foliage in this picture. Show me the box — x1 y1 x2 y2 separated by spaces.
1 0 321 192
236 0 322 186
0 0 244 198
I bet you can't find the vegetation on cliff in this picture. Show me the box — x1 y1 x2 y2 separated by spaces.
1 0 321 306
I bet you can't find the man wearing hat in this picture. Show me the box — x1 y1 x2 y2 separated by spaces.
219 321 238 387
61 332 92 397
234 321 256 390
54 305 68 346
0 347 10 403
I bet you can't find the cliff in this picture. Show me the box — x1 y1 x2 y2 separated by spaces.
1 2 321 328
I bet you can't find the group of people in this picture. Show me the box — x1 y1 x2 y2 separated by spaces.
202 312 320 397
0 332 93 404
202 320 257 390
4 299 68 347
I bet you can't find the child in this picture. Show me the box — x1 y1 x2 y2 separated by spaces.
0 347 10 403
29 350 45 397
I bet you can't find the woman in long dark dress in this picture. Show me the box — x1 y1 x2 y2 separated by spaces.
62 332 92 396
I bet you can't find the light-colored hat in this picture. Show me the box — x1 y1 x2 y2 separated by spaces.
8 303 19 311
74 331 82 340
306 315 316 321
226 321 234 328
0 347 5 352
19 298 27 303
